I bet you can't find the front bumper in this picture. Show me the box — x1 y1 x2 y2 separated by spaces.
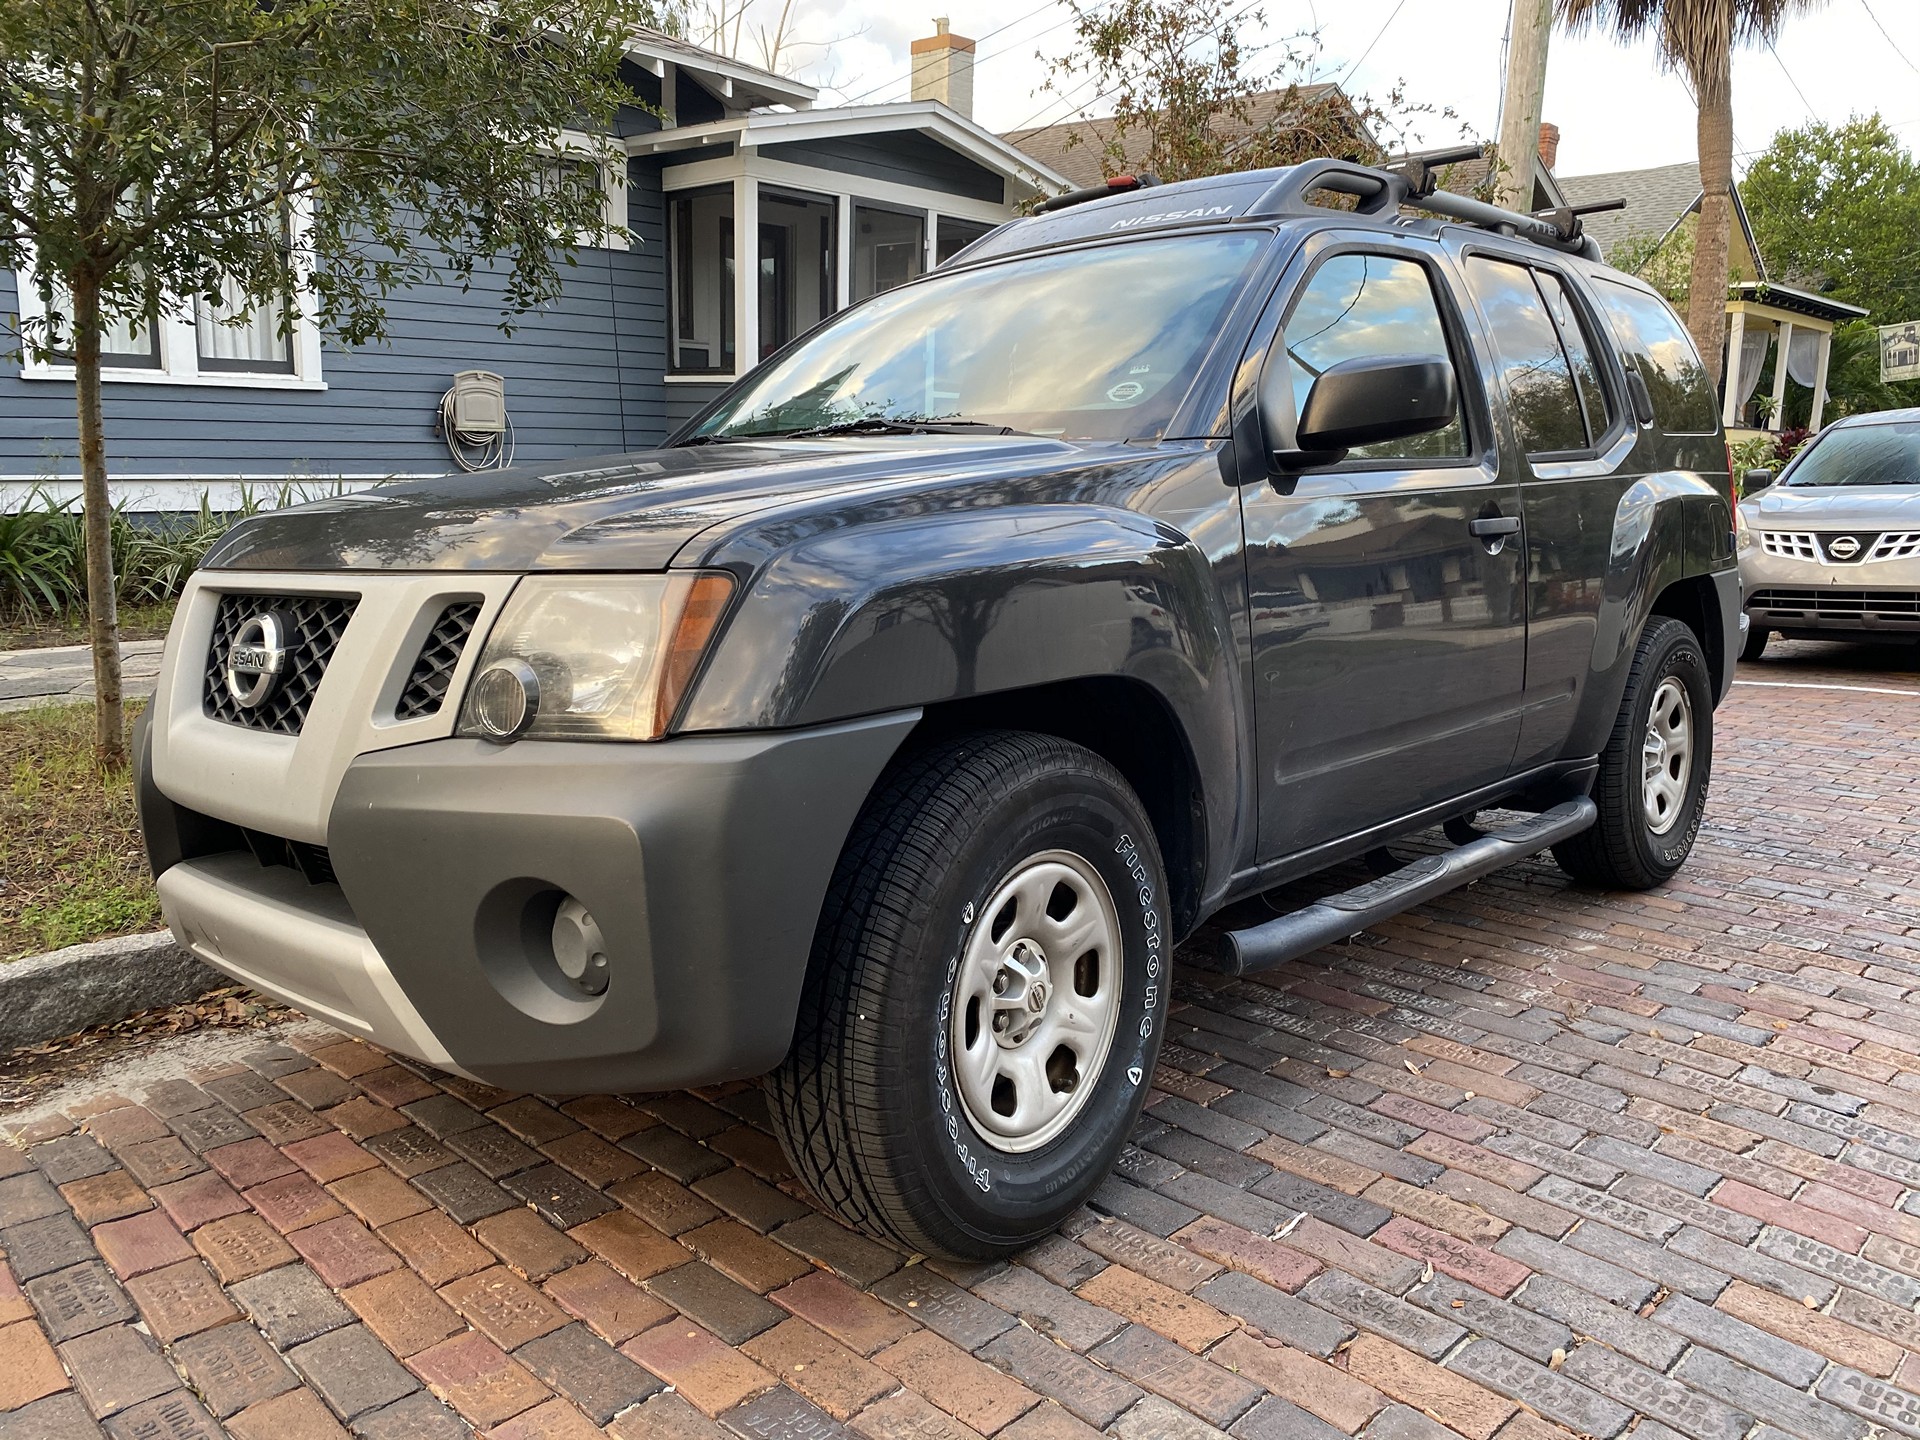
1738 545 1920 640
140 710 918 1092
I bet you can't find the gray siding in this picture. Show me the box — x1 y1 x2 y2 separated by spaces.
663 381 729 434
1 153 675 489
760 135 1004 203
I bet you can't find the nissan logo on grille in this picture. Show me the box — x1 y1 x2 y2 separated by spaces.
1826 535 1862 560
225 612 297 709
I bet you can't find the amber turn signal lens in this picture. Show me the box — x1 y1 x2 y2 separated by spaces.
657 573 735 732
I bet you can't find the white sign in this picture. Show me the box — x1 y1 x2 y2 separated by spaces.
1882 322 1920 384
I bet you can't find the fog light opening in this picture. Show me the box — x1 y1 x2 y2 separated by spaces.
551 895 611 997
472 659 540 742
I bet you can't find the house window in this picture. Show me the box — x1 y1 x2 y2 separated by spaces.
538 153 627 247
853 205 924 302
196 276 293 374
758 189 835 361
670 185 734 375
936 216 994 266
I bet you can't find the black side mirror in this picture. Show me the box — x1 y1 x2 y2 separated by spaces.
1266 355 1456 472
1743 467 1775 492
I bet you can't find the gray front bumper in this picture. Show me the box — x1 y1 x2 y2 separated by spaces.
145 711 918 1092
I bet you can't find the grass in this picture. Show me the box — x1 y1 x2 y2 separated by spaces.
0 599 176 652
1 701 160 959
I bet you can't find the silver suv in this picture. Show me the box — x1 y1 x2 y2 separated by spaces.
1738 409 1920 659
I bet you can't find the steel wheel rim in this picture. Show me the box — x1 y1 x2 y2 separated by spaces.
948 849 1123 1154
1641 676 1694 835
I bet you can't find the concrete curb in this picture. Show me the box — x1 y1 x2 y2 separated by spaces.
0 931 222 1051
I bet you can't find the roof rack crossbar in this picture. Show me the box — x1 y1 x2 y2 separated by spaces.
1248 159 1410 219
1407 188 1604 261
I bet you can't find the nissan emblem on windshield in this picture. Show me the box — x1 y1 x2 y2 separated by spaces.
226 612 296 708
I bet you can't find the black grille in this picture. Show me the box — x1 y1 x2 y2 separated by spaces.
396 602 483 720
204 593 358 735
241 829 337 885
1748 588 1920 628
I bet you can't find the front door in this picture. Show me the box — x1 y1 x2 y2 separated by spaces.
1243 241 1528 860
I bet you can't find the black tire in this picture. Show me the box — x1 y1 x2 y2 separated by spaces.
1553 617 1712 890
1740 622 1770 662
766 731 1170 1259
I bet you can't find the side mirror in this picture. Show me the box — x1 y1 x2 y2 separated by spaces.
1743 467 1775 492
1267 355 1457 471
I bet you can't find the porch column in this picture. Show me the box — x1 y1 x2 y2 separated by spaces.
1809 328 1832 430
1721 308 1747 427
836 196 852 311
736 174 758 374
1768 319 1793 433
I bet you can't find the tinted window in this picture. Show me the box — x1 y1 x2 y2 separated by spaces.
1282 253 1468 461
1464 257 1586 454
1784 421 1920 487
1594 280 1719 434
1537 271 1610 443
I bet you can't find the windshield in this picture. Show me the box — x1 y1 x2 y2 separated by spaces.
1785 420 1920 487
692 231 1270 443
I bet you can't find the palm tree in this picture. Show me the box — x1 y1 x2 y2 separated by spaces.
1553 0 1820 386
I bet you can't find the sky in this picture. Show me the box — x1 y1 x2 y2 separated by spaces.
753 0 1920 179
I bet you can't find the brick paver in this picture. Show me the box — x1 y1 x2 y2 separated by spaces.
5 650 1920 1437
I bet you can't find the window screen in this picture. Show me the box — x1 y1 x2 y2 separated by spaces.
1594 280 1719 434
1281 252 1468 461
1464 257 1587 454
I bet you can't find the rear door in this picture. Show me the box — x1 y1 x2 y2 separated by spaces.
1241 233 1528 860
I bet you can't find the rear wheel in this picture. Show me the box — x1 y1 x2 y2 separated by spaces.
1740 622 1770 662
1554 617 1712 890
766 731 1170 1259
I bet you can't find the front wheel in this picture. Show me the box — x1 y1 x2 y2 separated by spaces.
1554 617 1712 890
766 731 1170 1259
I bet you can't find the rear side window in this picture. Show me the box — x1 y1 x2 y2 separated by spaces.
1462 256 1587 454
1593 280 1719 434
1537 272 1610 443
1282 252 1469 461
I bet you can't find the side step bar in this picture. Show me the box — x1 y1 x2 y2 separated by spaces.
1208 798 1598 976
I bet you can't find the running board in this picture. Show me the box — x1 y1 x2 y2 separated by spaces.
1207 798 1598 976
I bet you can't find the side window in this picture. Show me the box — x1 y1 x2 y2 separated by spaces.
1536 271 1610 443
1282 252 1469 461
1463 256 1587 454
1594 280 1719 434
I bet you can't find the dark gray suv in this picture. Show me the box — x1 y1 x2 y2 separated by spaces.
137 158 1740 1258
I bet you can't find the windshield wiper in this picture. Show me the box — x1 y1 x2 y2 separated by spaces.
751 418 1023 440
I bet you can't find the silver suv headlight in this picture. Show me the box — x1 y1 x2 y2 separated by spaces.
456 573 733 742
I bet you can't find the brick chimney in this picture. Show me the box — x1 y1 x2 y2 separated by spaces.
911 18 976 120
1538 122 1561 172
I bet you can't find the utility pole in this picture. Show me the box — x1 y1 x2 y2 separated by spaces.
1494 0 1552 212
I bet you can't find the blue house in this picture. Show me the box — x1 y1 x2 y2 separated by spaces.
0 24 1064 514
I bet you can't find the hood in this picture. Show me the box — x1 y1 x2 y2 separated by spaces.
203 436 1094 573
1742 484 1920 528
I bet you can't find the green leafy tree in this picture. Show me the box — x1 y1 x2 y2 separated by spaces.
1741 114 1920 324
0 0 647 766
1039 0 1466 184
1554 0 1821 388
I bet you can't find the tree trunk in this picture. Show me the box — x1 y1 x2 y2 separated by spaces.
1686 43 1735 389
69 268 127 770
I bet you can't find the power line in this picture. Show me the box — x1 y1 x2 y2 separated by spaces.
1858 0 1920 75
828 0 1083 107
1334 0 1410 86
1765 40 1819 121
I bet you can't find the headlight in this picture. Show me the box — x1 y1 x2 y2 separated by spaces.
456 573 733 742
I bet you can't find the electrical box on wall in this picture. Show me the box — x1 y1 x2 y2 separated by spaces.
448 370 507 434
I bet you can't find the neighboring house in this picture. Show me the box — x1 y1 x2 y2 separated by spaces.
1 23 1064 513
1004 84 1370 189
1558 156 1866 432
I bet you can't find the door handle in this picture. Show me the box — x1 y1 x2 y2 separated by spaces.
1467 516 1521 539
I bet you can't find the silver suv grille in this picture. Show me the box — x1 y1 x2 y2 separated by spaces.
1759 530 1920 563
203 593 358 735
395 602 483 721
1747 588 1920 627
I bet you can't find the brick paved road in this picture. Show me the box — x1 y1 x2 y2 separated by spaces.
4 642 1920 1440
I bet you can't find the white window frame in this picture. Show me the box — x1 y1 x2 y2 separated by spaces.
545 129 630 251
14 200 325 391
661 152 1010 384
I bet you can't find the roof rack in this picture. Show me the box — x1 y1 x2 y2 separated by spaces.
1248 149 1609 261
